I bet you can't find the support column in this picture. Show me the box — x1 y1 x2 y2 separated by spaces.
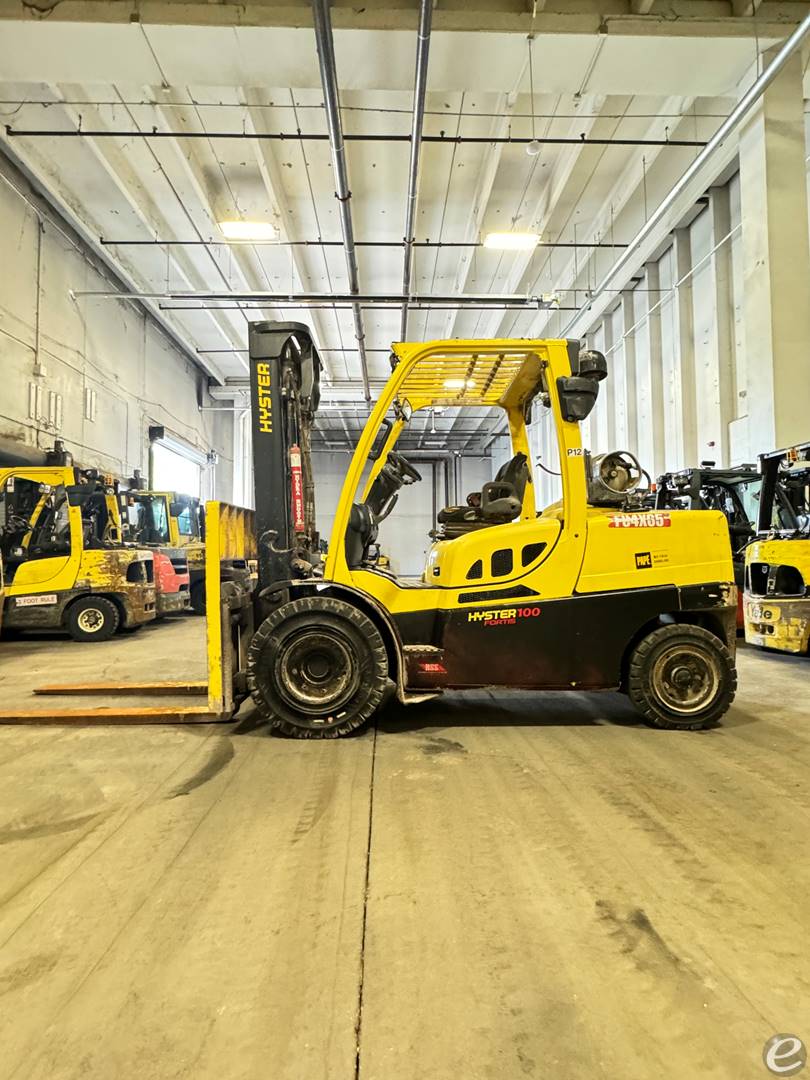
703 186 737 466
602 314 617 450
621 290 638 456
674 228 698 467
738 47 810 451
643 260 666 477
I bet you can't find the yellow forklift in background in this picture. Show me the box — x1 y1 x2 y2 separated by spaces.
119 488 206 613
744 442 810 654
239 323 738 738
0 467 156 641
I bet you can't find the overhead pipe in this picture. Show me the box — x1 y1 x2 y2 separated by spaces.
311 0 371 403
99 238 629 249
400 0 433 341
7 127 706 148
73 288 562 307
562 10 810 337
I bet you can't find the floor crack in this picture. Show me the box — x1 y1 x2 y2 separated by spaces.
354 721 378 1080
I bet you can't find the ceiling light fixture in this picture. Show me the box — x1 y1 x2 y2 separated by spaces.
443 378 476 389
483 232 540 251
526 34 541 157
218 221 279 241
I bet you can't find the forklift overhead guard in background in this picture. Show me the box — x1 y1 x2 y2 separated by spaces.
238 324 738 739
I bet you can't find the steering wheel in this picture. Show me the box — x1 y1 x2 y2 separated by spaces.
387 452 422 485
1 512 31 535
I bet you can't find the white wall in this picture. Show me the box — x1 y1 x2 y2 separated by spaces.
570 174 765 475
0 162 235 500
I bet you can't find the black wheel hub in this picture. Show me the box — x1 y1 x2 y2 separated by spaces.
274 628 361 717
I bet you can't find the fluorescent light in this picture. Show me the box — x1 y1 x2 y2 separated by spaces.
483 231 540 251
443 379 476 390
218 220 279 241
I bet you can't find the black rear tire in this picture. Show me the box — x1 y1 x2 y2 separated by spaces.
65 596 120 643
627 623 736 730
190 581 206 616
246 596 389 738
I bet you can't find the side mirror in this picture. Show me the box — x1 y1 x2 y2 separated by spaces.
557 376 599 422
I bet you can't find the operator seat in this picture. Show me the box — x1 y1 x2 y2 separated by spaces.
436 452 529 538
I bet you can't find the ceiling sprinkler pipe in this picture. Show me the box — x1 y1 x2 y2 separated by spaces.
400 0 433 341
311 0 371 403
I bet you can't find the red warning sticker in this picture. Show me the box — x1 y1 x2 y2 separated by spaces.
609 512 671 529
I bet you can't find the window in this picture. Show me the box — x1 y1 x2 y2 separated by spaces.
152 443 201 499
466 559 483 580
521 542 546 567
176 505 195 537
146 498 170 545
491 548 513 577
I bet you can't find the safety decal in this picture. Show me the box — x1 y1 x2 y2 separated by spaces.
609 512 671 529
635 552 652 569
14 594 58 607
467 606 542 627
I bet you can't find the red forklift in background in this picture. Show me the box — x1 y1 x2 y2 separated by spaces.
117 474 191 617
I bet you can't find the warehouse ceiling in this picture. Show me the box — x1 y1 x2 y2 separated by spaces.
0 7 801 450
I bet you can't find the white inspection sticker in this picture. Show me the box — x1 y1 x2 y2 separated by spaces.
14 594 58 607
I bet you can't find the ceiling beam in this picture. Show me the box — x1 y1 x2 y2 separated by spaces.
0 0 802 37
241 89 336 382
41 91 244 376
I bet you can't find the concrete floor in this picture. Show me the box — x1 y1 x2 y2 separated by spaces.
0 621 808 1079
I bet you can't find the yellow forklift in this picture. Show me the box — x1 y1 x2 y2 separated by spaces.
240 323 737 738
744 442 810 654
0 466 156 641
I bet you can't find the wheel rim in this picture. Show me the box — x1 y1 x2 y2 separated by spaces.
650 643 721 715
273 627 361 718
77 607 106 634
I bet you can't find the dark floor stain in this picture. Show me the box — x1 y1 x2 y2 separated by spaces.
0 952 60 996
0 809 104 844
166 738 235 798
419 736 468 756
595 900 684 971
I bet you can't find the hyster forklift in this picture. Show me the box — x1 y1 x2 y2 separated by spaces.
656 463 761 628
239 323 737 738
744 442 810 654
0 466 156 641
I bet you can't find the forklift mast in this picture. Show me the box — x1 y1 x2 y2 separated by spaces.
756 442 810 535
248 321 321 591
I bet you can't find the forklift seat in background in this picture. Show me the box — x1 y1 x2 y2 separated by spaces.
436 452 529 536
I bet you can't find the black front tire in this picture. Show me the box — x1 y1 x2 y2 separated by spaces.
65 596 120 643
246 596 389 738
627 623 736 731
